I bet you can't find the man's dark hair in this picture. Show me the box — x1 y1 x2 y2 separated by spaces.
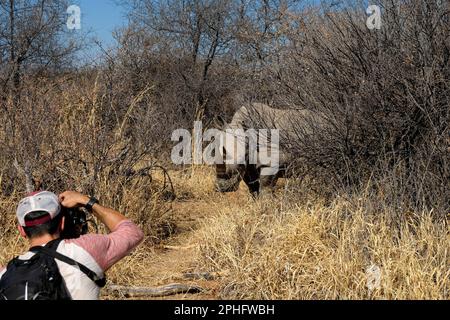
23 211 63 239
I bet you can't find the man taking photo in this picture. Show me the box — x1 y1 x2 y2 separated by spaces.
0 191 144 300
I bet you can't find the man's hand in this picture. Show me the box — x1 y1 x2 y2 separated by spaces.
59 191 90 209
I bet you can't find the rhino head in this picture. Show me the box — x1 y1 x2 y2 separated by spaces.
214 120 247 193
215 150 246 192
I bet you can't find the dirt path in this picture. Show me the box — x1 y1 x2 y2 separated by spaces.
140 200 221 300
97 167 254 300
102 199 219 300
133 190 248 300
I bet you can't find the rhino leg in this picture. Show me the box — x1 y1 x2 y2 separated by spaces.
243 164 261 196
243 165 284 197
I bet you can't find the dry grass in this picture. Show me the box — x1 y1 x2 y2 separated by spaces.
195 192 449 300
168 166 217 200
0 194 28 265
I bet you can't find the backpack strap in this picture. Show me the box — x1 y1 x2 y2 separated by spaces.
29 239 106 288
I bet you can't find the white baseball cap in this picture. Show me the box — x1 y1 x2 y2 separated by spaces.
16 191 61 227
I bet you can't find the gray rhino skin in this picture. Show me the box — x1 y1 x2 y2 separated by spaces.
215 103 322 195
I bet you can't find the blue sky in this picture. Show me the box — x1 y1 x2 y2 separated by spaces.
75 0 127 55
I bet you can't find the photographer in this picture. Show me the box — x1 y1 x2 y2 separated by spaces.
0 191 144 300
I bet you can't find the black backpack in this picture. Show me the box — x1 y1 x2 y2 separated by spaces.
0 239 106 300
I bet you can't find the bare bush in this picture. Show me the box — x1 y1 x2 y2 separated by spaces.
269 0 450 215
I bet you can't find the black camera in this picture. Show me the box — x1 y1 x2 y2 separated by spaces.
60 207 89 239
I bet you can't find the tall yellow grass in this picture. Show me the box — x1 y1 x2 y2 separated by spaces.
195 193 449 299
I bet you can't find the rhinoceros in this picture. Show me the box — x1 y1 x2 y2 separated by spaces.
215 103 322 195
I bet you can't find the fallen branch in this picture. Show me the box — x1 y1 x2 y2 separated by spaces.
105 283 205 298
